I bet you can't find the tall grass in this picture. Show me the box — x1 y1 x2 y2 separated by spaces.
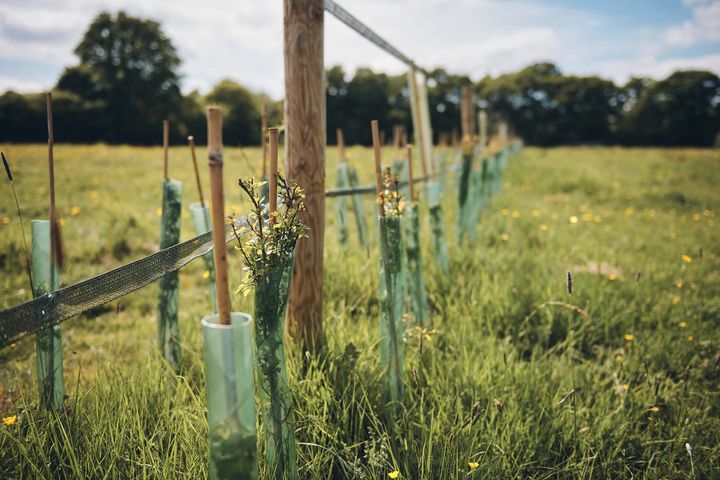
1 145 718 478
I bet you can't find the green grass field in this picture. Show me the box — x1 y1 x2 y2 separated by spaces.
1 144 718 478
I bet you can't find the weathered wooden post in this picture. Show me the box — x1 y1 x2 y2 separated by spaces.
457 85 475 242
284 0 325 349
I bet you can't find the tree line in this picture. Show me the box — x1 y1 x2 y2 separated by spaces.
1 11 718 147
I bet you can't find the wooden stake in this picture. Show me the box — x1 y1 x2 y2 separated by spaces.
284 0 325 347
406 145 416 202
46 92 63 269
336 128 346 164
207 107 231 325
261 104 268 178
163 120 169 181
409 70 431 178
392 125 400 151
371 120 384 216
268 127 279 221
187 135 205 207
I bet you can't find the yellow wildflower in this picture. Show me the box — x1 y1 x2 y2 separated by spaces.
649 406 660 413
624 334 634 341
581 213 593 222
511 210 520 218
500 208 509 216
2 415 16 426
202 271 210 279
388 471 400 479
70 206 81 216
692 213 700 221
687 335 694 341
622 384 628 391
500 233 510 242
90 190 99 200
568 215 578 224
469 462 479 470
625 207 634 217
679 321 687 328
1 217 8 225
675 281 683 289
539 224 548 231
531 209 540 217
681 254 692 263
672 296 681 305
593 215 602 223
155 207 162 217
608 274 618 281
670 232 677 240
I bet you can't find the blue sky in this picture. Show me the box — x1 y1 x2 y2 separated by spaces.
0 0 718 97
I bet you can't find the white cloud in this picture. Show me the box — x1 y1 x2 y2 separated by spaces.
0 75 45 93
665 0 720 46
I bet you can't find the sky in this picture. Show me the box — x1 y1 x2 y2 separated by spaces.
0 0 719 98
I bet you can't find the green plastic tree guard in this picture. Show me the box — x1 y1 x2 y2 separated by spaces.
457 152 473 243
190 202 218 313
434 150 449 193
158 179 183 368
403 206 429 326
335 163 350 246
378 215 405 404
466 167 484 242
253 251 298 480
426 181 449 275
31 220 64 410
347 167 369 248
391 158 410 200
491 153 502 196
202 313 258 480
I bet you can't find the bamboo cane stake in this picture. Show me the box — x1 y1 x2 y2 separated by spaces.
46 93 63 270
163 120 169 181
406 145 415 202
261 104 268 178
337 128 346 164
187 136 205 207
207 107 231 325
268 127 279 222
371 120 384 217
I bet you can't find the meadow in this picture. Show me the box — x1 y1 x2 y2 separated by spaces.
0 144 718 478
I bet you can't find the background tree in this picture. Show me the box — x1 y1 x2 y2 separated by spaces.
618 71 720 146
58 11 183 144
205 79 261 146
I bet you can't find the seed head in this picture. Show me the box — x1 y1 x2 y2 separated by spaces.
1 152 12 182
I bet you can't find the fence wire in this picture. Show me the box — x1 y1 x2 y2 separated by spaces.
324 0 426 74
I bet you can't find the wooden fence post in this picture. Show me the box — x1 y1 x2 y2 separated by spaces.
284 0 325 349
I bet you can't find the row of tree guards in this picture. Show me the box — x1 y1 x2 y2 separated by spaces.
158 84 518 476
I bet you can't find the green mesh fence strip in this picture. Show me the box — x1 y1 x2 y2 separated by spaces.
0 216 247 349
